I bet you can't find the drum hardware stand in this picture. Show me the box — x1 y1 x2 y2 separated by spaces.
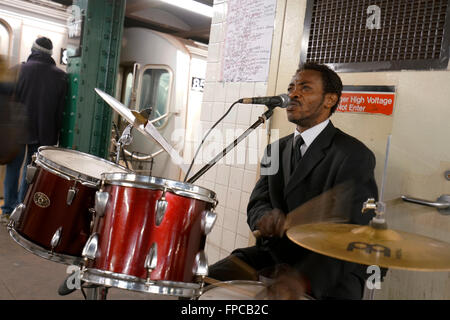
361 135 392 300
187 108 275 183
114 124 133 164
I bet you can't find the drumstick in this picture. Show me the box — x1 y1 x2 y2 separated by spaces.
252 182 353 239
229 255 259 281
203 277 266 299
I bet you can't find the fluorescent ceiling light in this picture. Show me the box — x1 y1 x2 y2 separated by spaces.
160 0 213 18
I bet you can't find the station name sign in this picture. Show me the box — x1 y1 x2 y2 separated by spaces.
337 85 395 116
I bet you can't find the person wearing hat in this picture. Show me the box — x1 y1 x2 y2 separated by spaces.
1 36 67 224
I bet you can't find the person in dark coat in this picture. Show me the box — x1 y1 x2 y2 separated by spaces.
207 62 379 300
1 37 67 224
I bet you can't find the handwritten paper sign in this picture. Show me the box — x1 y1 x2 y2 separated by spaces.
337 85 396 116
222 0 277 82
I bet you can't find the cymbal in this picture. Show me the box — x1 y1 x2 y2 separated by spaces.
286 223 450 271
94 88 188 173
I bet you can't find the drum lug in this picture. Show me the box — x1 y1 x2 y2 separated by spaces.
94 191 109 217
66 187 78 206
82 233 99 260
155 196 168 226
201 210 217 235
193 251 209 277
9 203 25 225
26 164 37 184
50 227 63 253
145 243 158 284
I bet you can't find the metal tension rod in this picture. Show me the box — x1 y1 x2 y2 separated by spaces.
187 108 274 184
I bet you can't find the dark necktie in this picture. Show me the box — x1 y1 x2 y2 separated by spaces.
291 134 304 173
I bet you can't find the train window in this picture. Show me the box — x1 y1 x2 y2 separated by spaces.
0 21 11 56
139 67 171 128
300 0 450 72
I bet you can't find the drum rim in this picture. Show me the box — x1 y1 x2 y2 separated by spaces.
199 280 267 299
36 146 131 185
101 172 217 205
7 225 82 265
82 267 201 298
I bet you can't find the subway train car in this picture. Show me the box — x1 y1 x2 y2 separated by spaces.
114 27 208 181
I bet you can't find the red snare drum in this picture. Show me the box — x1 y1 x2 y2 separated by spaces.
7 146 130 265
81 173 218 298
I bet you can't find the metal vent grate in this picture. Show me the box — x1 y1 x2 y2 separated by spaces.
300 0 450 72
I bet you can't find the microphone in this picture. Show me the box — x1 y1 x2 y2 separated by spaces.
238 94 290 108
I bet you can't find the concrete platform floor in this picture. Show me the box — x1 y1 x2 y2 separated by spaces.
0 220 178 300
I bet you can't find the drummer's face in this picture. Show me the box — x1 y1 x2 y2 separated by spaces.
286 70 336 131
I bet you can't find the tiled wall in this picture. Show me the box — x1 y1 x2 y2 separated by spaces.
190 0 274 265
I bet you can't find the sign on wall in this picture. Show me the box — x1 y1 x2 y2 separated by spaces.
336 85 395 116
222 0 277 82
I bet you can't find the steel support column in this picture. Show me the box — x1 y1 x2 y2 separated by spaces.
60 0 125 159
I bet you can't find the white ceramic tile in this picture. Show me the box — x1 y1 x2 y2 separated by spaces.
236 105 253 126
229 166 244 190
215 164 230 186
202 82 215 102
221 228 236 252
245 147 259 172
254 82 268 97
208 225 222 247
209 23 223 44
214 82 226 102
235 234 249 249
223 207 238 232
205 243 220 265
242 170 257 193
207 43 220 63
219 249 231 260
226 187 241 211
200 101 213 122
214 205 225 227
211 102 225 122
239 192 250 214
239 82 256 99
204 164 217 183
214 183 229 204
212 2 227 24
223 103 237 124
234 145 247 168
206 62 219 82
237 213 250 237
225 82 241 103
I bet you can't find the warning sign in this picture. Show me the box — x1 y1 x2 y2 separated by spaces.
337 85 395 116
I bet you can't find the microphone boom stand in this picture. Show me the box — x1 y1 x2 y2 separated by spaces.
187 107 274 184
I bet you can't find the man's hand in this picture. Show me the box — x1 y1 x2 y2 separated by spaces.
255 208 286 238
265 266 309 300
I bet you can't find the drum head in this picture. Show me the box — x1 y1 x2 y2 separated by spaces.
36 147 130 184
199 281 266 300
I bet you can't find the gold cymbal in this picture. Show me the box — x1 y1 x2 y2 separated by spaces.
286 223 450 271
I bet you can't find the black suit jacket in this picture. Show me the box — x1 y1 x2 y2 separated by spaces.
247 121 379 299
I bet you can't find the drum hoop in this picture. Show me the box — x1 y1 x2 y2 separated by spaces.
200 280 266 295
36 146 130 186
7 226 82 265
82 268 201 297
101 173 218 205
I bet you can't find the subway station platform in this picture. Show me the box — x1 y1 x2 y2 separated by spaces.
0 218 176 300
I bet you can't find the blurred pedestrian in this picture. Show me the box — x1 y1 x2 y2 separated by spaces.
1 37 67 224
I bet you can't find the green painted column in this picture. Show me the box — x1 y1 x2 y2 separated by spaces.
60 0 125 159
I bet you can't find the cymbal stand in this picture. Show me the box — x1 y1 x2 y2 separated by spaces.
187 108 274 184
115 124 133 164
361 134 392 300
